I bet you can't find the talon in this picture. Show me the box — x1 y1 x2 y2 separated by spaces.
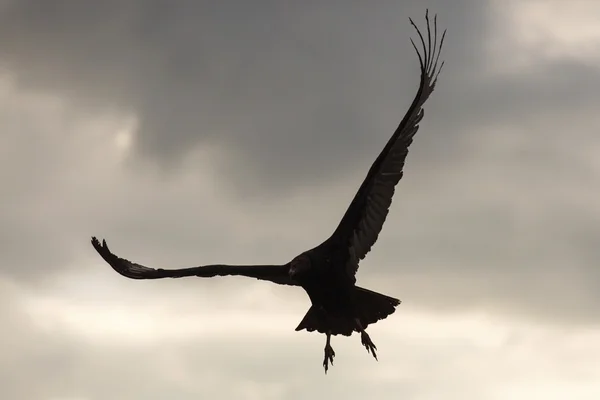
323 344 335 374
361 331 378 361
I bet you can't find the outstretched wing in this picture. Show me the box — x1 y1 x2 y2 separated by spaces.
91 237 299 286
324 11 446 278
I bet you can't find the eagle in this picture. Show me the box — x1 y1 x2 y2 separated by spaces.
92 10 445 374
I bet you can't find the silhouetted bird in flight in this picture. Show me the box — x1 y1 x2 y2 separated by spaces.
92 10 445 374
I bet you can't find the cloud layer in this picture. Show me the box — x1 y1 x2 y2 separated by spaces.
2 0 600 398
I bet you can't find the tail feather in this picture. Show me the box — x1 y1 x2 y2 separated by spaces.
354 286 401 327
295 286 401 336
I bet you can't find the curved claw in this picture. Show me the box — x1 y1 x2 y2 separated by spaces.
323 344 336 374
361 332 378 361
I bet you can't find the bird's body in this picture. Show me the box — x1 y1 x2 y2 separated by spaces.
291 245 398 334
91 11 445 373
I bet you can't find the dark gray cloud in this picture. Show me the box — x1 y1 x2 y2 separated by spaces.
0 0 490 194
3 0 597 196
0 0 480 271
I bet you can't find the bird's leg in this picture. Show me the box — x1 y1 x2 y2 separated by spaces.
355 318 378 360
323 330 335 374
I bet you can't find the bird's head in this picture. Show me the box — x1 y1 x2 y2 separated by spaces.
289 253 311 279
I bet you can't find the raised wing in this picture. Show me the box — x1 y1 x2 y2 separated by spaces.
91 237 299 286
324 11 446 277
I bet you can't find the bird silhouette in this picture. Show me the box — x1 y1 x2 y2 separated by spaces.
92 10 445 374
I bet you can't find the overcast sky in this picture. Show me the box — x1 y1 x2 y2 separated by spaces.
2 0 600 399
